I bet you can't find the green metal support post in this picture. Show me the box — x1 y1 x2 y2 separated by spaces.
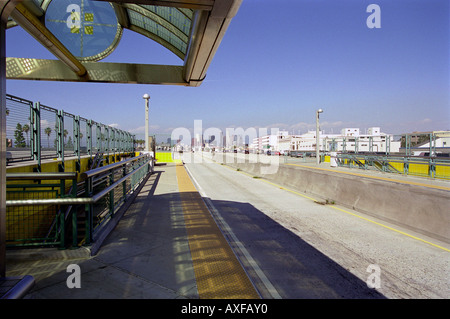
59 207 65 249
72 207 77 248
105 125 109 164
87 119 93 158
31 102 41 172
122 165 126 199
84 177 93 245
96 123 102 154
56 109 64 172
109 169 114 216
74 115 81 171
112 128 116 162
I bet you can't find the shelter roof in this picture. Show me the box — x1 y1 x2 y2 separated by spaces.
5 0 242 86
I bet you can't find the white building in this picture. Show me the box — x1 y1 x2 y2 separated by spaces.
410 131 450 155
250 127 400 154
290 127 400 153
327 127 400 153
252 130 289 153
290 131 327 152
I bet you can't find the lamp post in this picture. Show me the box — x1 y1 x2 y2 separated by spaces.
316 108 323 165
143 94 150 152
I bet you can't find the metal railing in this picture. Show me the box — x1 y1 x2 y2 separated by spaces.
6 172 78 248
6 154 153 249
334 153 450 179
6 94 136 170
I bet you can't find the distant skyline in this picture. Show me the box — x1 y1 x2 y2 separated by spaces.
5 0 449 139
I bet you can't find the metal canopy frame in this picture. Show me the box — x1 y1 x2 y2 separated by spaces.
4 0 242 86
0 0 242 278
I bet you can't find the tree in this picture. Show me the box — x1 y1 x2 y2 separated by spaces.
45 127 52 148
22 124 30 147
65 136 74 149
14 123 26 147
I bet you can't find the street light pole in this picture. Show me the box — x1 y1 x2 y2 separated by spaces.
143 94 150 152
316 108 323 165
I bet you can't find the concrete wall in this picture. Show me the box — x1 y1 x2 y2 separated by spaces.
225 160 450 244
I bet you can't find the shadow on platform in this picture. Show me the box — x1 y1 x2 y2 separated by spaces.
5 165 385 299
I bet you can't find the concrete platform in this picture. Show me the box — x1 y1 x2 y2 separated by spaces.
5 163 199 299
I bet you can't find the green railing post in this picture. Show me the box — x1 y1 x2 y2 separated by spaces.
105 125 110 161
405 134 410 156
386 135 391 155
31 101 41 172
122 165 127 198
87 119 93 158
56 109 64 172
119 131 123 153
112 128 117 161
70 176 78 248
429 158 436 178
109 169 114 216
59 206 65 249
404 157 410 175
59 179 65 198
74 115 81 171
72 206 78 248
96 123 102 153
84 203 91 245
84 177 93 245
71 178 77 197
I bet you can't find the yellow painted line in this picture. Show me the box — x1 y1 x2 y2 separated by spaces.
285 163 450 191
176 164 260 299
224 163 450 253
330 206 450 252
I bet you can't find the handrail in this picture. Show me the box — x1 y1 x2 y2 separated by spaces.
6 156 151 207
6 197 95 206
334 151 450 179
81 154 149 179
337 152 450 162
90 158 150 202
6 172 78 180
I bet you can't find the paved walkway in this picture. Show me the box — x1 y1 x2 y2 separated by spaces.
6 163 201 299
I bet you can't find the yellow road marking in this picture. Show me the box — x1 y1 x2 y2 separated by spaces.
176 164 260 299
329 206 450 252
285 163 450 191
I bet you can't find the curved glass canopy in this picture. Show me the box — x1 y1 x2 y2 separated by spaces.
5 0 242 87
45 0 122 61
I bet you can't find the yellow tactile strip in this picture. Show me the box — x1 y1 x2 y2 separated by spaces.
176 164 260 299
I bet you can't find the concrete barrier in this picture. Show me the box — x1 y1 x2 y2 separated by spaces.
224 159 450 244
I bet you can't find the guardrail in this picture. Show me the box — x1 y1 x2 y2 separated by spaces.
6 154 153 249
334 153 450 179
5 94 136 170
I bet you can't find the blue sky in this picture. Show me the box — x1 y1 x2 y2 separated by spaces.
5 0 449 139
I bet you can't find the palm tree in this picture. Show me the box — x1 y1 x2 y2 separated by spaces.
22 124 30 147
45 127 52 148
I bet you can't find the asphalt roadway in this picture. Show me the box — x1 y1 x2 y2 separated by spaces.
183 153 449 299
